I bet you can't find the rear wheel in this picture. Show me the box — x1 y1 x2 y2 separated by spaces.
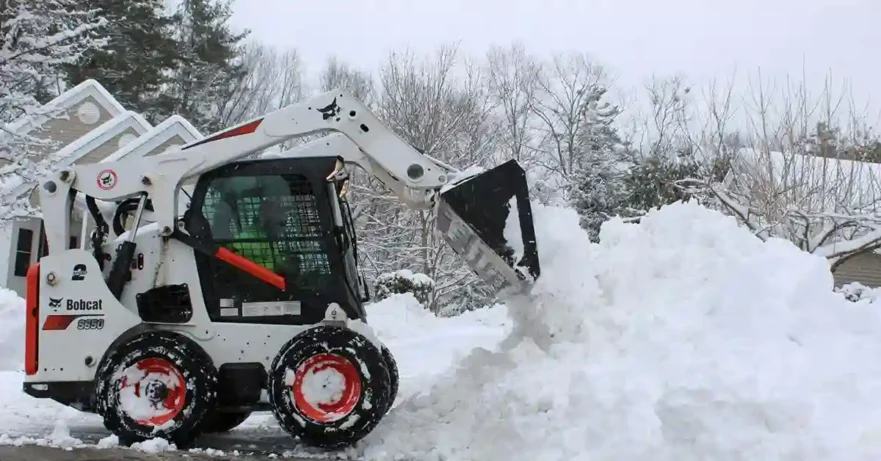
201 410 252 434
268 326 391 449
94 331 218 447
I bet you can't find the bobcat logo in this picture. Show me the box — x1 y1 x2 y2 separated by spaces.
96 169 117 190
72 264 87 281
317 97 340 121
48 297 62 309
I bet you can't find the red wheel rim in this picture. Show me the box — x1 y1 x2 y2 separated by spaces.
291 353 362 423
118 357 186 427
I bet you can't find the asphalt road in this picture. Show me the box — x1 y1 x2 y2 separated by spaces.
0 419 351 461
0 445 274 461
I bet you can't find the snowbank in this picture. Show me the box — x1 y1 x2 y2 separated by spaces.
365 293 509 403
0 289 25 372
366 292 509 344
358 201 881 461
836 282 881 303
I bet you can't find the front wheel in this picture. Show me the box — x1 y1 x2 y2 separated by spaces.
94 331 218 447
268 326 391 449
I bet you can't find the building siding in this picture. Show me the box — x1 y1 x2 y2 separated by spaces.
22 126 144 210
75 127 142 165
832 252 881 288
25 95 114 158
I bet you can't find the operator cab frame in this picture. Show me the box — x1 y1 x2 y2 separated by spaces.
183 156 368 324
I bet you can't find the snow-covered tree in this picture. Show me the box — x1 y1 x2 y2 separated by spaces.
213 42 303 131
566 87 630 240
484 42 542 166
354 45 500 314
1 0 107 121
624 152 703 212
0 0 107 219
698 73 881 272
318 56 375 108
529 52 619 204
160 0 249 133
373 270 435 306
63 0 177 123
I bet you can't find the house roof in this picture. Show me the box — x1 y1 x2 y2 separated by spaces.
50 110 152 165
6 79 127 136
72 115 202 225
5 111 152 202
101 115 202 163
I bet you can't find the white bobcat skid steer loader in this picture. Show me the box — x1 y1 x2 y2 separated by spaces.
21 90 541 449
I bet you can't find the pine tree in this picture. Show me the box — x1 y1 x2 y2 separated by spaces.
624 152 701 213
0 0 106 218
62 0 178 124
567 88 630 241
162 0 249 133
569 153 629 241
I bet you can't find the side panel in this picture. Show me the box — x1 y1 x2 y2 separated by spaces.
99 228 319 368
25 250 141 383
153 241 315 368
25 227 366 389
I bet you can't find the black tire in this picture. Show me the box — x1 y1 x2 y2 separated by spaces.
94 331 218 447
201 410 252 434
379 344 399 416
268 326 391 449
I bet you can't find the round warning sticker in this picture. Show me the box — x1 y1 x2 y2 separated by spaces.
97 169 118 190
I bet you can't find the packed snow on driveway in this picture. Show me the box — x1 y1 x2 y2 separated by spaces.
2 201 881 460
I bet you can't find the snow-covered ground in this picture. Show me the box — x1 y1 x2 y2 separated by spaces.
3 200 881 460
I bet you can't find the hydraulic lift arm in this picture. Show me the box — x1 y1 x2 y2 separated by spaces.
40 90 446 244
38 89 540 297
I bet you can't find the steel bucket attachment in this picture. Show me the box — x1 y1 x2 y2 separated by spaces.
436 159 540 296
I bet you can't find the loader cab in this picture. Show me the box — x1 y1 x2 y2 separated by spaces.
184 156 367 325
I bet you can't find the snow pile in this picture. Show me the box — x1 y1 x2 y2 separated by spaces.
130 437 176 453
359 201 881 461
367 293 446 341
365 293 509 403
0 288 25 371
0 420 86 450
367 293 509 346
96 435 119 449
835 282 881 303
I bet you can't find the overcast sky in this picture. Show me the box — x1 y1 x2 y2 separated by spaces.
231 0 879 120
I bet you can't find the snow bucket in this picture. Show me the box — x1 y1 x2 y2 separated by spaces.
436 159 540 296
